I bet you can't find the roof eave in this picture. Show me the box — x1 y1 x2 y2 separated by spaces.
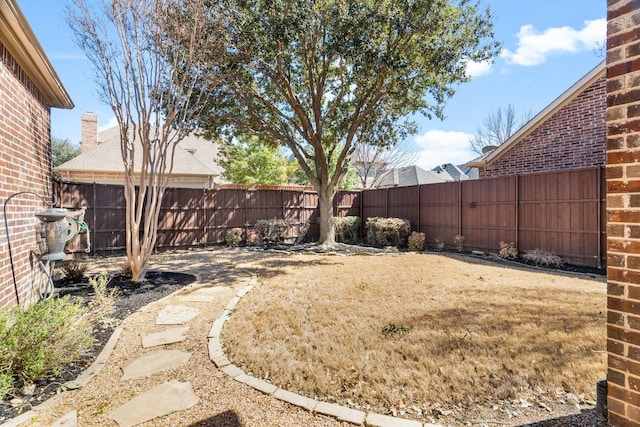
0 0 73 109
478 60 606 168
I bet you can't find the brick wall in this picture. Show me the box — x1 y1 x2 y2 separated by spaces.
480 75 606 178
0 42 53 308
607 1 640 426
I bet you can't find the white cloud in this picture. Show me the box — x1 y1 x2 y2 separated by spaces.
98 116 118 132
501 18 606 66
413 130 476 170
465 59 492 78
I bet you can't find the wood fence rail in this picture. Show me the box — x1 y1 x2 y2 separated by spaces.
56 166 606 268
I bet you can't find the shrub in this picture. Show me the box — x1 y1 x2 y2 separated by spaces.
225 227 244 247
407 231 425 252
0 296 95 395
454 234 465 252
255 219 288 245
498 241 518 259
87 272 118 323
365 217 411 247
522 249 564 268
59 260 88 281
434 237 445 251
333 216 361 243
245 227 262 246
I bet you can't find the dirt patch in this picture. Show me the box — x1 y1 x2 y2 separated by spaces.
224 251 607 426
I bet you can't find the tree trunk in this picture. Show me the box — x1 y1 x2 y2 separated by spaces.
317 186 336 246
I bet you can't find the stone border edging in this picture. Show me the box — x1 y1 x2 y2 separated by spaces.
209 274 442 427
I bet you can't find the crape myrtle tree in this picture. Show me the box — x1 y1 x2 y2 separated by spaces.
193 0 500 245
66 0 230 280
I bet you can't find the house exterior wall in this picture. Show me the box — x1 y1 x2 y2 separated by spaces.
0 42 53 308
606 1 640 425
479 75 606 178
57 171 214 189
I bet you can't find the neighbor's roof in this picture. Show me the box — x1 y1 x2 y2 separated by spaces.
466 60 605 169
56 127 223 177
378 165 450 187
0 0 73 109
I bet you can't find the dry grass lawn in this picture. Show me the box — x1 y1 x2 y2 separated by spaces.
223 252 606 422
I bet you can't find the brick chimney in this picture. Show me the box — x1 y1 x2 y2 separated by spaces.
81 112 98 152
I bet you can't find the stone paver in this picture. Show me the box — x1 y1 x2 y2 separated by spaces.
108 381 199 427
273 389 318 412
315 401 366 425
121 350 191 380
155 305 199 325
141 326 189 348
220 364 244 378
365 412 423 427
52 411 77 427
240 375 278 395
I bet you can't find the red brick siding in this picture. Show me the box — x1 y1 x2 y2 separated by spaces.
0 42 53 308
480 75 606 178
607 1 640 425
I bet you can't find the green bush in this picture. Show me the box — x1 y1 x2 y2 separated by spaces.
333 216 361 243
407 231 426 252
255 219 288 244
225 227 243 247
0 296 95 396
365 217 411 247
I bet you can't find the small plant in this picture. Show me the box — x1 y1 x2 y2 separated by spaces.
225 227 243 247
255 219 288 245
498 241 518 260
0 296 95 396
365 217 411 247
245 227 262 246
382 323 411 336
454 234 465 252
407 231 426 252
522 249 564 268
59 260 89 281
119 262 133 278
87 272 119 323
434 237 445 251
333 216 361 243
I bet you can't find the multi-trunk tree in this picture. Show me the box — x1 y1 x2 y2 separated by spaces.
192 0 500 245
66 0 230 280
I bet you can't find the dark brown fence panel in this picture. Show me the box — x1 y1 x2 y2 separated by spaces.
361 188 388 220
518 168 601 267
418 182 460 247
386 186 420 230
157 188 203 249
461 176 517 253
203 189 246 244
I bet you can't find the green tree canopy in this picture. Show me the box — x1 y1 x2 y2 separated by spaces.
219 136 294 186
192 0 500 244
51 137 81 167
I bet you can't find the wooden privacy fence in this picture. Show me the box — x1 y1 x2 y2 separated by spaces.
56 166 606 267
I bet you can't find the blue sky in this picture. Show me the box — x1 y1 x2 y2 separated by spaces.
20 0 605 170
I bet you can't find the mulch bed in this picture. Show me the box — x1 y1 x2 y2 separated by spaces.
0 271 195 423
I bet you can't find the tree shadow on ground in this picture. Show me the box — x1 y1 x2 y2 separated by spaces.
188 410 242 427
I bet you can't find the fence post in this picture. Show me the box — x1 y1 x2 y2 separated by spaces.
597 166 602 269
458 181 462 237
92 182 96 255
515 174 520 250
417 185 421 233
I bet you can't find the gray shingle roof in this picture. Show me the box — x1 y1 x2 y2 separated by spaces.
56 127 222 177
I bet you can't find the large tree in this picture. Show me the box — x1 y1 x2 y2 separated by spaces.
194 0 500 245
51 137 81 167
219 136 294 186
66 0 229 280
